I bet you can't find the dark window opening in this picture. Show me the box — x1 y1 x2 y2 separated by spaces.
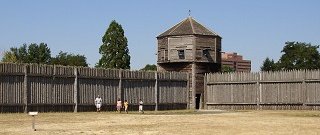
178 50 185 59
203 49 210 57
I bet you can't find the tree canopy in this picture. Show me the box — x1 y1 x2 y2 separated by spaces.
140 64 157 71
27 43 51 64
51 51 88 67
2 43 51 64
1 51 17 63
96 20 130 69
261 41 320 71
2 43 88 67
260 57 277 71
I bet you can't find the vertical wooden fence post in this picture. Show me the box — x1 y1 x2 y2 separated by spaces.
191 63 196 109
187 73 190 109
257 72 261 110
259 72 262 110
155 71 158 111
230 74 234 110
73 67 78 113
51 65 56 111
203 73 207 110
191 36 196 110
23 64 28 113
118 69 122 100
302 70 306 109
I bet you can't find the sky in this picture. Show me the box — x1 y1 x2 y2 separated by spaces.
0 0 319 71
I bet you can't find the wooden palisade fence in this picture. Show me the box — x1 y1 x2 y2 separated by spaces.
205 70 320 110
0 63 189 113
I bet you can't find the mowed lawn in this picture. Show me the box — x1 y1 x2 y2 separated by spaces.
1 110 320 135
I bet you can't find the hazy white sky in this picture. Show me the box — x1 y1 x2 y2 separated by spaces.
1 0 319 71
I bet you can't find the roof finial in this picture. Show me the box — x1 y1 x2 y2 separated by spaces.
188 10 191 17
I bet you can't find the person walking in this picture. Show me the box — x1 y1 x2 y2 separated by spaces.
95 95 102 112
123 100 129 114
116 98 122 113
139 99 144 114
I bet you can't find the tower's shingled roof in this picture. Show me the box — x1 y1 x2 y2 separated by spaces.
157 17 220 38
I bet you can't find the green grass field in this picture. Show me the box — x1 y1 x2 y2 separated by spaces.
1 110 320 135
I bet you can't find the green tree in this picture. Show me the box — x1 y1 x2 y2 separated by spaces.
10 44 28 63
2 43 51 64
140 64 157 71
221 65 235 73
260 57 277 71
278 42 320 70
51 51 88 67
27 43 51 64
1 51 17 62
96 20 130 69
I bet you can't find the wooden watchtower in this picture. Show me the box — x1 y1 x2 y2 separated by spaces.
156 16 222 109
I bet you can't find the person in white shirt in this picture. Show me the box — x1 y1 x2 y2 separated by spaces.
95 95 102 112
116 98 122 113
139 99 144 114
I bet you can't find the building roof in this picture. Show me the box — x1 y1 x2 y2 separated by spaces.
157 17 221 38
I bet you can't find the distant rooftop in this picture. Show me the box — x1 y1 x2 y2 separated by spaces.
157 17 221 38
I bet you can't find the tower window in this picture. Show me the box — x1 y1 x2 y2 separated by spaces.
178 50 185 59
203 49 210 57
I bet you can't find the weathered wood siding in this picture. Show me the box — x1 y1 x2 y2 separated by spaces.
0 76 24 104
205 70 320 110
158 72 188 109
122 70 156 106
195 36 216 62
168 36 194 61
158 35 221 64
157 37 169 62
52 78 74 104
0 63 190 113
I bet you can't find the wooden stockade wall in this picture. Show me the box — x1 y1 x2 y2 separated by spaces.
205 70 320 110
0 63 189 113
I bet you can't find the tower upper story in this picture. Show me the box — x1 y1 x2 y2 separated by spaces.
157 17 222 64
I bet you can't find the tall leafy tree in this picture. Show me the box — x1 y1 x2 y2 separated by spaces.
37 43 51 64
140 64 157 71
11 44 28 63
96 20 130 69
278 42 320 70
27 43 51 64
260 57 277 71
1 43 51 64
51 51 88 67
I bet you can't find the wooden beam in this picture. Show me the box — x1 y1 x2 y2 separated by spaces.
186 73 190 109
206 103 257 105
118 69 122 100
23 65 28 113
258 72 262 110
203 73 207 109
73 67 78 113
191 63 196 109
206 80 308 85
207 81 257 85
154 72 158 111
304 103 320 105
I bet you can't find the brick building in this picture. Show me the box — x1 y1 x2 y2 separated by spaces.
221 52 251 72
